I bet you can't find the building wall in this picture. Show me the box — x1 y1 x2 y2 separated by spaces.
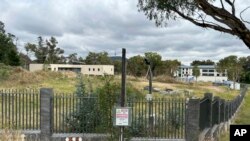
102 65 114 75
176 65 228 82
197 76 228 82
29 64 44 72
81 65 114 75
29 64 114 75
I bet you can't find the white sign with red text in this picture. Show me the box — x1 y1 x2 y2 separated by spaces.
115 108 129 126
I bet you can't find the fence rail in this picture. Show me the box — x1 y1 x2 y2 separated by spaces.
0 89 40 130
199 85 247 131
52 94 186 138
0 85 248 140
53 94 102 133
128 98 186 139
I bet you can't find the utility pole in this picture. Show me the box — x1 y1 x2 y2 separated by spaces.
120 48 126 141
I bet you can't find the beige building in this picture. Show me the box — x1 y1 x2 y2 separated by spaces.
29 64 114 75
175 65 227 82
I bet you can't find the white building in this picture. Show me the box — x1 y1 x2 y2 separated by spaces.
175 65 227 82
29 64 114 75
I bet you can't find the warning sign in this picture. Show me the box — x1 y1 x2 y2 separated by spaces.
113 107 131 126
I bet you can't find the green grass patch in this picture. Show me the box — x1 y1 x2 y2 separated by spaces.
219 90 250 141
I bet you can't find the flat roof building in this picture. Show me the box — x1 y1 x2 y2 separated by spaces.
175 65 227 82
29 64 114 76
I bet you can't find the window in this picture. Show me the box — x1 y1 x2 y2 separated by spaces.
202 69 208 72
217 74 220 76
208 74 214 76
89 68 91 71
209 69 214 72
202 73 208 76
54 68 56 71
93 68 95 71
98 68 100 71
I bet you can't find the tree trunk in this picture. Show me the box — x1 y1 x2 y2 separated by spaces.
241 34 250 49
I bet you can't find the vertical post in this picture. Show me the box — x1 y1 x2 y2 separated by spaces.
120 48 126 141
121 48 126 107
149 66 152 94
144 58 154 137
204 93 213 128
185 98 200 141
214 96 220 125
40 88 53 141
148 66 153 136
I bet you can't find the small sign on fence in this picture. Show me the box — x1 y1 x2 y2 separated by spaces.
113 107 132 126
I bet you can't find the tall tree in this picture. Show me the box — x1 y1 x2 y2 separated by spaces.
127 55 147 77
241 56 250 83
192 65 200 83
144 52 162 76
138 0 250 49
25 36 64 64
113 60 122 74
46 37 64 64
85 52 112 65
25 37 47 63
78 57 85 64
191 60 215 66
160 59 181 76
0 21 20 66
67 53 79 64
217 55 244 88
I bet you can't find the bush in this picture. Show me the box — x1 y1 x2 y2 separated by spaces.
0 63 11 81
65 74 100 133
96 75 120 131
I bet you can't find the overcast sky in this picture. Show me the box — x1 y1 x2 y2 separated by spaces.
1 0 250 65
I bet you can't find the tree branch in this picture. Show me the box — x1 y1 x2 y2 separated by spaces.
171 7 236 35
196 0 247 32
240 6 250 24
220 0 225 9
194 11 226 29
225 0 235 15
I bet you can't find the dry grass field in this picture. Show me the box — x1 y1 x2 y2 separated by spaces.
0 67 240 99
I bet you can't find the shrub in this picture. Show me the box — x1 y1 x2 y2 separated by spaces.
0 63 12 81
65 74 100 133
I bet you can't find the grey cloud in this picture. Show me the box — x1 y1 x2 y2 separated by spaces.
1 0 250 65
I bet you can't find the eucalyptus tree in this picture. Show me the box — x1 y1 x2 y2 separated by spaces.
0 21 20 66
138 0 250 49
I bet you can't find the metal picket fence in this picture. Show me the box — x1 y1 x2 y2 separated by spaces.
53 93 103 133
127 98 186 139
52 93 186 139
0 89 40 130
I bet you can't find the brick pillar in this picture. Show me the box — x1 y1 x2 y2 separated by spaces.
186 98 200 141
40 88 53 141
